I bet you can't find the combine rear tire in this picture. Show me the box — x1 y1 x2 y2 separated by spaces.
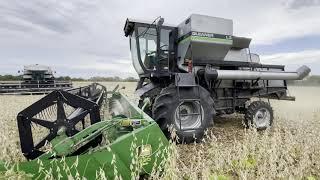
152 86 215 143
244 101 273 130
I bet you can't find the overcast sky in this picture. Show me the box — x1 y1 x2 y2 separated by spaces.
0 0 320 78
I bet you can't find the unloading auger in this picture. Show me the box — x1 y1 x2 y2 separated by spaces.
0 83 168 179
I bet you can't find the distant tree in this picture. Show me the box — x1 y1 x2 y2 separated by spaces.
114 76 121 82
56 76 72 81
124 77 138 82
71 77 86 81
0 74 136 82
88 76 137 82
89 76 107 82
0 75 22 81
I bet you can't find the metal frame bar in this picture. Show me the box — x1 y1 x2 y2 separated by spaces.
0 81 72 94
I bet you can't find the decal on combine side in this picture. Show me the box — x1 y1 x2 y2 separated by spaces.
178 31 233 45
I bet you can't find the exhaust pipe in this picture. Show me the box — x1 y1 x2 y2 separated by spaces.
205 65 311 80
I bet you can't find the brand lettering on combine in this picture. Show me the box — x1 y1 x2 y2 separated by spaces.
191 31 232 40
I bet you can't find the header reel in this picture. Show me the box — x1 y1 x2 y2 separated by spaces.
17 83 106 160
1 83 169 179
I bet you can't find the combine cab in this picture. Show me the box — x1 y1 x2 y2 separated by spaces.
0 64 72 95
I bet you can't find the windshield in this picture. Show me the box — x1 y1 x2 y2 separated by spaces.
130 32 144 75
32 71 45 81
130 26 171 75
137 27 157 70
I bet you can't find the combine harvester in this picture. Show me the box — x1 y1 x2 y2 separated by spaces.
0 14 311 179
0 64 72 95
124 14 311 142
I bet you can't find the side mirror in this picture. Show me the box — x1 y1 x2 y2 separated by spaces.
157 17 164 27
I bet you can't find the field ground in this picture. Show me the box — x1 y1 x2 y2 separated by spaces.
0 82 319 179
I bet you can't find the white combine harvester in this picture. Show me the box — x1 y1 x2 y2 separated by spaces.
0 64 72 95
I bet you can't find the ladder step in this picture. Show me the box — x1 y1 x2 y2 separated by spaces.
179 99 201 102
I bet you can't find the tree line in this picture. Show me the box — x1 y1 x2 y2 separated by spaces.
0 75 138 82
0 75 23 81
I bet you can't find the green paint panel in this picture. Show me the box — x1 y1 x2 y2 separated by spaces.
6 122 167 179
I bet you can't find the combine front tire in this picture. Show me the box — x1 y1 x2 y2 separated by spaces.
244 101 274 130
152 86 215 143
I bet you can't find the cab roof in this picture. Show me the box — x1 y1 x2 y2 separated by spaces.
124 18 176 37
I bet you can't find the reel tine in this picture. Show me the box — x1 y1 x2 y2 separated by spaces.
82 119 85 129
40 110 44 120
44 107 50 120
43 107 51 121
50 104 57 120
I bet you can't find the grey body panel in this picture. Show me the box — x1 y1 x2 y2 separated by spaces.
177 14 234 67
176 14 255 72
177 14 233 38
224 49 249 62
175 73 196 87
232 36 251 49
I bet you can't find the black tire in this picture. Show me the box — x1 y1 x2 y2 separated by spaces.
244 101 274 130
152 86 215 143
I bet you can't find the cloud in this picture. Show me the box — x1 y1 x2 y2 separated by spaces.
235 1 320 45
261 49 320 65
0 0 320 77
0 1 102 34
260 49 320 74
287 0 320 9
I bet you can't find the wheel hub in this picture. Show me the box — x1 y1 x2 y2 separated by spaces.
253 108 271 128
174 101 203 130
